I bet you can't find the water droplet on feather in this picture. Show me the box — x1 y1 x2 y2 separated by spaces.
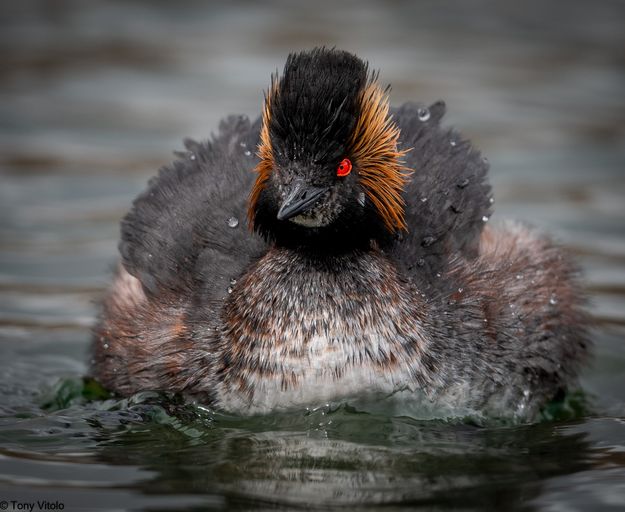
417 107 431 122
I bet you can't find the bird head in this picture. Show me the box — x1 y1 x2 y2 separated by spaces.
248 48 410 250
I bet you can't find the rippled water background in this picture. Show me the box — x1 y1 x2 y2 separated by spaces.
1 1 624 510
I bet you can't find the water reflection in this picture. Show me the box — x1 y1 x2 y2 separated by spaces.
84 400 596 510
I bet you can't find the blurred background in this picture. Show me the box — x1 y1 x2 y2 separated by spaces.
1 1 624 510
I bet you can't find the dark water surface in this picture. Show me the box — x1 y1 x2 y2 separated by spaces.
1 1 625 510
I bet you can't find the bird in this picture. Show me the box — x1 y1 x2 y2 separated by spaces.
91 47 589 421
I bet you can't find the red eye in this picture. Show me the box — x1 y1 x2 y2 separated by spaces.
337 158 352 177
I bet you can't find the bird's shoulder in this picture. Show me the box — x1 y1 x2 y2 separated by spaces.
119 114 268 299
389 101 492 280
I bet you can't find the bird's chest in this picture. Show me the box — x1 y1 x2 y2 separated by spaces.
215 249 427 414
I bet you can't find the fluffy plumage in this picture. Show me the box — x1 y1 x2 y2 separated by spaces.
92 48 589 421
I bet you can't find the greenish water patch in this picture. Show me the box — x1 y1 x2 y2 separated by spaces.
538 390 591 423
39 378 112 411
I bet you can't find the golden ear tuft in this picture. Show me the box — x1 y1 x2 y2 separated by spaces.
248 77 278 230
348 82 411 232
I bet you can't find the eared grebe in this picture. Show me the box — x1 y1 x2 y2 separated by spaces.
92 48 589 420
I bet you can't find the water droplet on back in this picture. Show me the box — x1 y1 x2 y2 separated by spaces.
450 139 457 147
549 294 558 305
227 217 239 228
189 153 196 161
482 215 489 222
417 107 431 122
244 150 252 156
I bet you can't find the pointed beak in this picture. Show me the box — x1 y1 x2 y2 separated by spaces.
277 181 329 221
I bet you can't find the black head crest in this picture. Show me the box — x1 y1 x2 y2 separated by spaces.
269 48 369 165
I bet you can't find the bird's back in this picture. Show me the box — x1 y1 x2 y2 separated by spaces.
118 114 268 302
390 101 492 282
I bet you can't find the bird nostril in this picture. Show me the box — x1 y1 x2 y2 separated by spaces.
300 191 308 200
